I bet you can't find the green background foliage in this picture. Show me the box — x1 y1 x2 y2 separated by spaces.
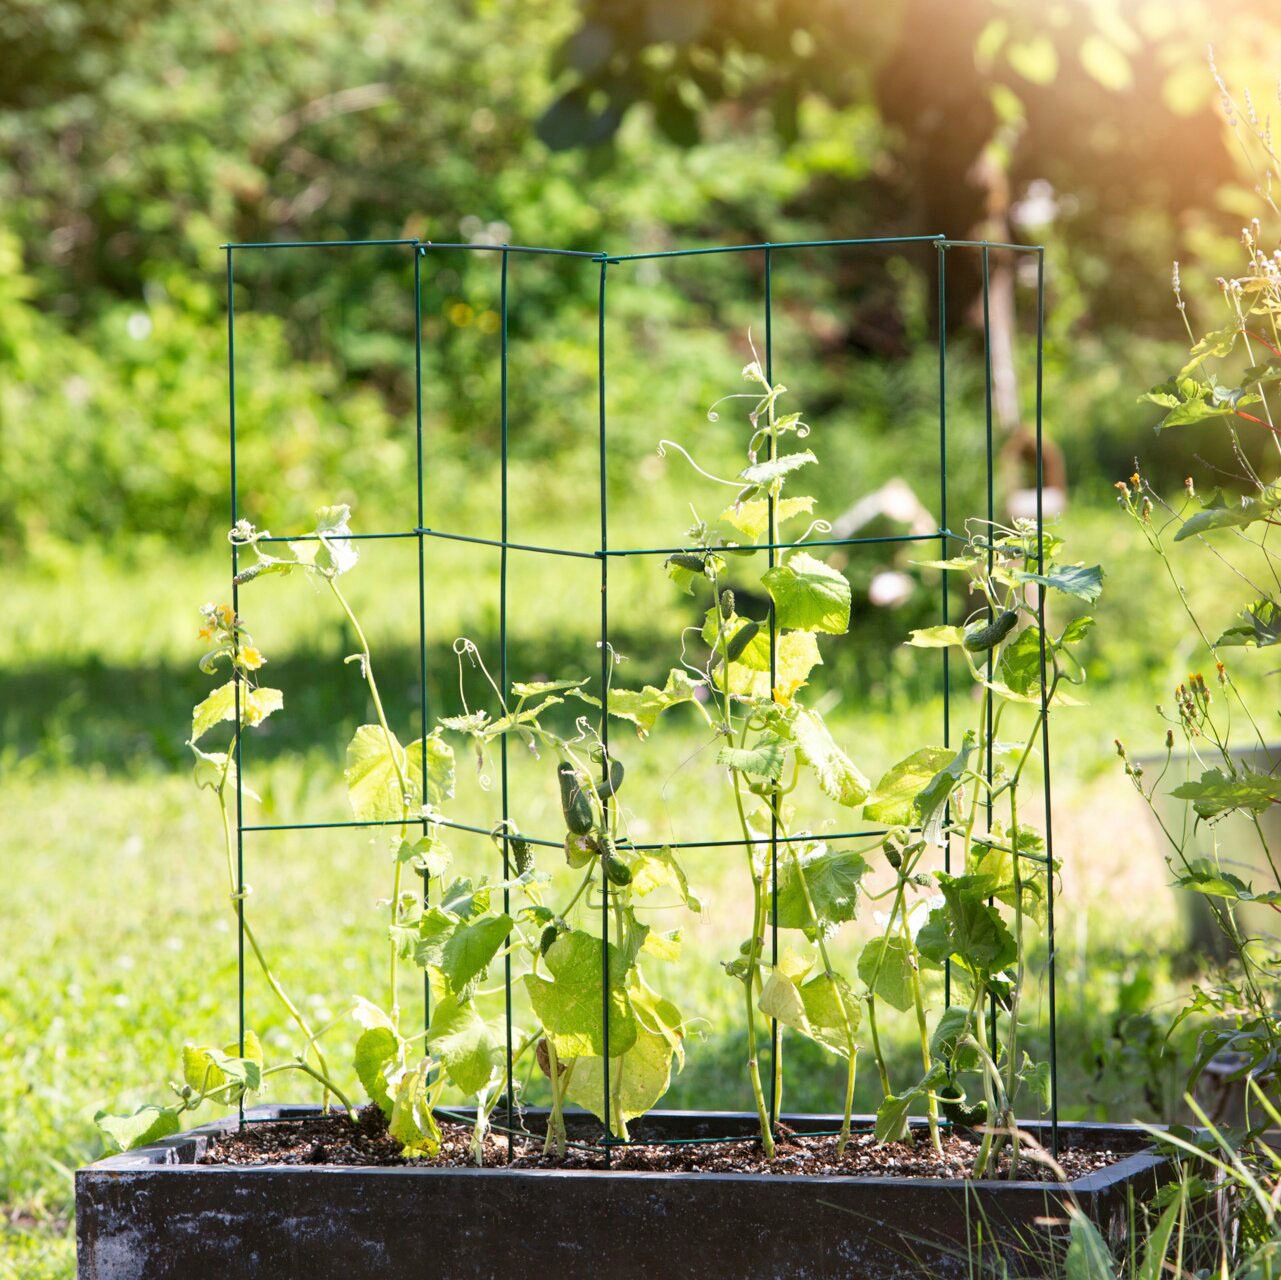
5 0 1281 1273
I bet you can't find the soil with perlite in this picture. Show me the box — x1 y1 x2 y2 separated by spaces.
200 1107 1121 1181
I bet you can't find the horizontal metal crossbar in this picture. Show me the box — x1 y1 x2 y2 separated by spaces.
246 526 959 558
220 235 1044 259
242 813 905 852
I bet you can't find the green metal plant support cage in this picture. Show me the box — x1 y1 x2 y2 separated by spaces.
222 232 1057 1161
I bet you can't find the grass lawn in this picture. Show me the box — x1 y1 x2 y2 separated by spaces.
1 492 1264 1276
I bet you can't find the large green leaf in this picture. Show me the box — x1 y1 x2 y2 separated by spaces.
864 747 953 826
759 971 859 1058
95 1105 182 1154
1217 598 1281 649
930 1007 981 1071
720 495 815 540
791 708 870 807
776 845 868 934
1016 563 1104 603
563 986 682 1136
1171 768 1281 819
345 725 455 822
737 451 816 491
524 930 637 1059
426 993 502 1096
999 625 1046 697
798 972 861 1058
762 552 851 634
718 733 788 781
1175 488 1281 541
354 1026 397 1113
858 936 915 1012
346 724 412 822
413 907 459 968
572 668 700 737
915 733 976 845
916 874 1017 975
438 913 513 992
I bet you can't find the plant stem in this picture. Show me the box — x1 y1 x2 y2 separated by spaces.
903 915 943 1155
773 813 858 1152
543 1037 567 1157
216 747 331 1104
611 894 630 1143
867 998 891 1098
261 1061 358 1118
328 576 412 1026
710 575 775 1158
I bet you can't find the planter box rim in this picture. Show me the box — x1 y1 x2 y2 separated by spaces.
82 1103 1163 1192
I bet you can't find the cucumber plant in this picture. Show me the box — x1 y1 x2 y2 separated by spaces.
867 519 1101 1176
647 357 1101 1171
97 356 1099 1177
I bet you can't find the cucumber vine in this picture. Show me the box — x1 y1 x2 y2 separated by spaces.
97 355 1101 1182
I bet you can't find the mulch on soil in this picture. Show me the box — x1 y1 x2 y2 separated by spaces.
200 1108 1120 1182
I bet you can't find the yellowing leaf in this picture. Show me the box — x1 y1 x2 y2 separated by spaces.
864 747 953 826
720 495 815 540
642 929 683 962
426 993 503 1096
190 682 283 742
629 848 701 912
572 669 700 737
524 930 638 1059
759 971 859 1058
345 725 455 822
792 707 869 807
906 626 967 648
241 687 283 728
763 552 851 634
563 986 683 1136
716 631 822 704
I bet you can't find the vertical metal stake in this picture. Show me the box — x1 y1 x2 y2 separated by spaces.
226 246 246 1128
498 249 516 1158
937 241 952 1011
764 246 781 1130
597 259 613 1163
981 243 999 1060
414 245 432 1044
1033 249 1059 1157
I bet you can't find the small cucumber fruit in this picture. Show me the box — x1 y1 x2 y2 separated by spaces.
962 609 1018 653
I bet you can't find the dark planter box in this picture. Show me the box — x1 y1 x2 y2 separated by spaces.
77 1106 1164 1280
